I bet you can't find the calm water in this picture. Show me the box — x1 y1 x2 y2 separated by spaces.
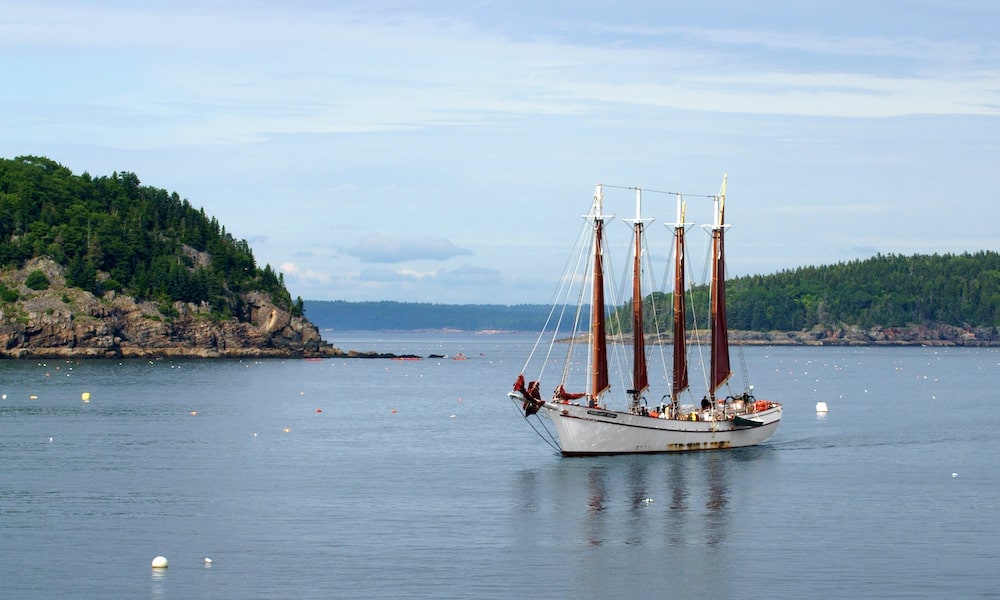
1 333 998 599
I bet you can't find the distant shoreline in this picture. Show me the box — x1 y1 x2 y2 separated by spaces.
321 325 999 347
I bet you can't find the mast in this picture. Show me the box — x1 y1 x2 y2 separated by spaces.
588 185 610 404
627 188 650 413
709 174 732 398
670 194 689 406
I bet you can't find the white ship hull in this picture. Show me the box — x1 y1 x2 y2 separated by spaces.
513 393 781 455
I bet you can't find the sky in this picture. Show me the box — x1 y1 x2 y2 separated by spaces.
2 0 998 304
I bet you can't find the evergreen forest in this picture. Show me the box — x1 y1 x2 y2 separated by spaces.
0 156 301 318
613 251 1000 334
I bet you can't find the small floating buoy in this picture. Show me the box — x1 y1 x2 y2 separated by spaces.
391 409 397 414
204 557 213 566
816 402 828 413
282 427 291 433
316 408 322 413
189 411 198 416
151 556 169 569
82 392 91 402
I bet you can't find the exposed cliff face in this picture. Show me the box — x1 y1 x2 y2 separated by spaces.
0 258 342 358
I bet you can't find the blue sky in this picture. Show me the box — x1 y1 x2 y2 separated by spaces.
2 1 997 304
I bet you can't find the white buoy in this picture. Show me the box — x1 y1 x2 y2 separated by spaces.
952 473 958 478
816 401 828 413
204 557 213 566
151 556 169 569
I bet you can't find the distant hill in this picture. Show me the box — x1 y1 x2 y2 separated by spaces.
303 300 552 332
308 252 1000 346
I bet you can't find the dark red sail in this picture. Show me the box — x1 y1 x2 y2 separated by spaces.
631 220 649 395
709 180 732 396
590 211 610 401
671 202 689 401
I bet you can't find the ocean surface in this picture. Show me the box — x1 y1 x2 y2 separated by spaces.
1 332 998 599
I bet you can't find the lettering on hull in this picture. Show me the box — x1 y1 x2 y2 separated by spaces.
666 441 732 452
586 409 617 419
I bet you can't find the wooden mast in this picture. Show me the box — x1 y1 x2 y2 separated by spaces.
709 175 732 399
671 194 689 408
589 185 610 405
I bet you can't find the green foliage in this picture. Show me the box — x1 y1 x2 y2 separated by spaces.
615 251 1000 333
0 155 297 318
0 281 19 302
24 270 50 290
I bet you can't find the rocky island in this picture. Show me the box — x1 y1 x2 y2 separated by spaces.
0 257 341 358
0 156 349 359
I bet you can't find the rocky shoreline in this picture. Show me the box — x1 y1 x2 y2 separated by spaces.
2 259 996 358
0 258 343 359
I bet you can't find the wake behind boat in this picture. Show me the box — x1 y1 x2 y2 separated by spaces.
508 176 781 455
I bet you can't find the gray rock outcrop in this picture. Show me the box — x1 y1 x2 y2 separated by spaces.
0 258 341 358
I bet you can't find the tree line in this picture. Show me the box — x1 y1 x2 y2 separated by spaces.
0 156 301 318
309 250 1000 334
614 251 1000 334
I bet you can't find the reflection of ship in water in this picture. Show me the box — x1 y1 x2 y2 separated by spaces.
586 468 608 546
514 446 775 550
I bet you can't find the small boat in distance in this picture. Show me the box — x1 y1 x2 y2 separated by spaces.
508 176 781 455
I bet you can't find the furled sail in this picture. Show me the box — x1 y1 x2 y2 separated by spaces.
589 186 610 401
709 176 732 396
671 195 689 402
630 190 649 396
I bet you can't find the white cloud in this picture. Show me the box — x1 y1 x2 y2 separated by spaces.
346 235 473 264
279 262 329 284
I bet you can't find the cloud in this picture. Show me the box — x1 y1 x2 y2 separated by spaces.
346 234 473 263
349 263 502 299
436 264 503 286
279 262 329 284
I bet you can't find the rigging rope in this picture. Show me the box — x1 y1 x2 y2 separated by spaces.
508 396 561 453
